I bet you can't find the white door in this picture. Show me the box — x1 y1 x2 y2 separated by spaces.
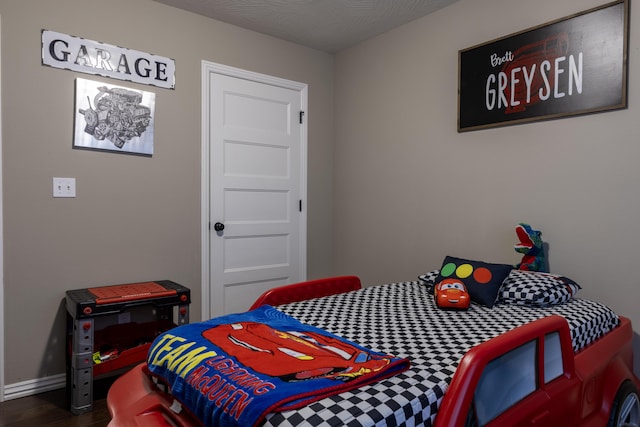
202 62 307 318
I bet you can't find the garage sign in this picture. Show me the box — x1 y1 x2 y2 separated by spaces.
42 30 175 90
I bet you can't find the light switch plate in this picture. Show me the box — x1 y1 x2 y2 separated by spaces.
53 177 76 198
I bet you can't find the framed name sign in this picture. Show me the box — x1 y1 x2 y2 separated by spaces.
458 0 628 132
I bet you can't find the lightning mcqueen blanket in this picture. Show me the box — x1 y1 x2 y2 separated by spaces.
146 305 410 427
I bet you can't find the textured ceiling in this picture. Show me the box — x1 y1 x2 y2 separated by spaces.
153 0 459 53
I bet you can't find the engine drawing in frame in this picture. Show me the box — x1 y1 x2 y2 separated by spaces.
74 77 156 156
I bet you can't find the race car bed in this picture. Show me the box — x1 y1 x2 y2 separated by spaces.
107 270 640 427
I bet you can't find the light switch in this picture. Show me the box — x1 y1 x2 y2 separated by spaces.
53 177 76 198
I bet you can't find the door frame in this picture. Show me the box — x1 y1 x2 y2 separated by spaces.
0 15 5 401
200 61 308 320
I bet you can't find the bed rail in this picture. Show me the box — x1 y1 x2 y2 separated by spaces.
249 276 361 310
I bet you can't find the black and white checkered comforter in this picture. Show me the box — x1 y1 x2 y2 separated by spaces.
264 280 620 427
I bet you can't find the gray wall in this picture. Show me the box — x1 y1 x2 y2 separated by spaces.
333 0 640 371
3 0 640 390
0 0 334 385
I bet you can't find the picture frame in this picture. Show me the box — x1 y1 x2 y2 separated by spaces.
73 78 156 155
458 0 628 132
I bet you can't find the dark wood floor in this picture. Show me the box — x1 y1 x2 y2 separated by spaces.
0 379 113 427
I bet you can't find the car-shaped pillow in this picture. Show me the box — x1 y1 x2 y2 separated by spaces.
434 278 471 310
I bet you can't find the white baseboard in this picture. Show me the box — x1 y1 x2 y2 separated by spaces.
2 373 66 401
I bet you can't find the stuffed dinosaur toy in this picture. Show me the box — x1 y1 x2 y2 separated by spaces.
514 223 548 272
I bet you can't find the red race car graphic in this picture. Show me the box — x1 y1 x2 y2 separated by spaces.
501 33 570 114
202 322 391 382
434 278 471 310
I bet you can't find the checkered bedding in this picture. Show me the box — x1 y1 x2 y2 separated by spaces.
264 280 620 427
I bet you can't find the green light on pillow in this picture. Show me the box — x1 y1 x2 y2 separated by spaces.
440 262 457 277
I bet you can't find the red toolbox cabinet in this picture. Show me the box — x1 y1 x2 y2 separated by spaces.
65 280 190 414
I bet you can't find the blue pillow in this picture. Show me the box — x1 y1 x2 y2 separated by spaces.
436 256 513 308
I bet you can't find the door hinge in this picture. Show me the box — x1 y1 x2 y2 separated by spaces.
299 111 305 124
299 200 302 212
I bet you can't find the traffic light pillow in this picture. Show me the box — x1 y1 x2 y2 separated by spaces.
436 256 513 308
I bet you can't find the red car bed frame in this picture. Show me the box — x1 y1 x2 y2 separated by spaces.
107 275 640 427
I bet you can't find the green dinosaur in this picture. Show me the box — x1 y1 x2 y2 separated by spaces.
514 223 548 272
